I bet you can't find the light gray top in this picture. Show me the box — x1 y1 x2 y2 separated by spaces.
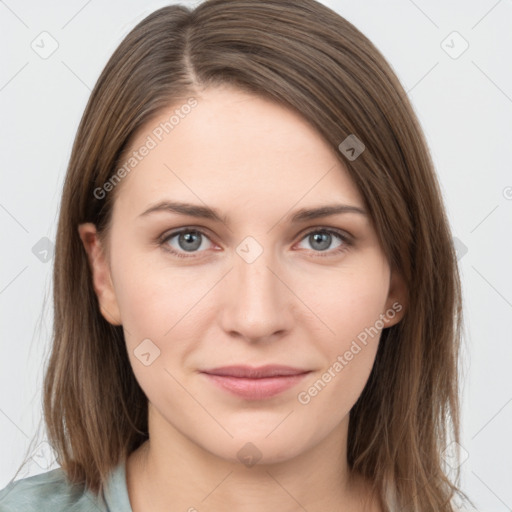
0 461 132 512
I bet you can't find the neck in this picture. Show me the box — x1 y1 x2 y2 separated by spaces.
126 407 380 512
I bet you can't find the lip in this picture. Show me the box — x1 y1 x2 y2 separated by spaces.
200 365 311 400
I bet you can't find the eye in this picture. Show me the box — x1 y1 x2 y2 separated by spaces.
159 226 352 260
160 228 214 259
295 228 352 257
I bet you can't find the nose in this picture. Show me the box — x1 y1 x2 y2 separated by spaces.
218 245 294 344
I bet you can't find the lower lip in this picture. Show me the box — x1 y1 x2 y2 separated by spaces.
201 373 310 400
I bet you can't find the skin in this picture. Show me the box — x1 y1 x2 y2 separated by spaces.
79 84 407 511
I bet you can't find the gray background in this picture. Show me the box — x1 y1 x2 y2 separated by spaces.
1 0 511 510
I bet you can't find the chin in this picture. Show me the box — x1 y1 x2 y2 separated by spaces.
202 432 311 468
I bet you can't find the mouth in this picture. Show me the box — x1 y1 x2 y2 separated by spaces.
200 365 311 400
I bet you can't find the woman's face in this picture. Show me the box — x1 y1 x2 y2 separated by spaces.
80 85 406 465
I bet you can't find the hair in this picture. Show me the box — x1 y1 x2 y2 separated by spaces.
13 0 473 509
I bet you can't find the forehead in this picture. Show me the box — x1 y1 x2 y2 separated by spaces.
112 86 364 222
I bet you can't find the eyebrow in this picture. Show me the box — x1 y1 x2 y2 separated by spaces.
138 200 367 224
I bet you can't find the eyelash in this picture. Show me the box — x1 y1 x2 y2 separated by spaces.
158 227 353 260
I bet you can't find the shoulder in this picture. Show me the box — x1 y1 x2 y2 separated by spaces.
0 467 107 512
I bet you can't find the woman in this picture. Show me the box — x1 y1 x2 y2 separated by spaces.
0 0 474 510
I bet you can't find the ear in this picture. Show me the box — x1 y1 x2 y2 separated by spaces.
78 222 122 326
383 267 407 328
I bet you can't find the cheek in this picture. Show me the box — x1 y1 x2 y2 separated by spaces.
297 260 389 393
113 245 389 343
111 255 207 394
297 259 389 344
110 244 201 345
114 270 169 336
295 277 386 418
110 251 226 383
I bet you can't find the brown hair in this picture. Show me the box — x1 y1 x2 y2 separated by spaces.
19 0 472 509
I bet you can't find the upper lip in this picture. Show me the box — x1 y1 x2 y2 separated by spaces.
200 365 311 378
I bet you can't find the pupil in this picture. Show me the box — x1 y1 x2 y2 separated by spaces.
180 232 201 252
311 232 330 251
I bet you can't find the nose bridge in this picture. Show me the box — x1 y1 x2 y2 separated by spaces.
219 236 291 341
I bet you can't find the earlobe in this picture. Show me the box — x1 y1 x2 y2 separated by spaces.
77 222 122 326
384 268 408 328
